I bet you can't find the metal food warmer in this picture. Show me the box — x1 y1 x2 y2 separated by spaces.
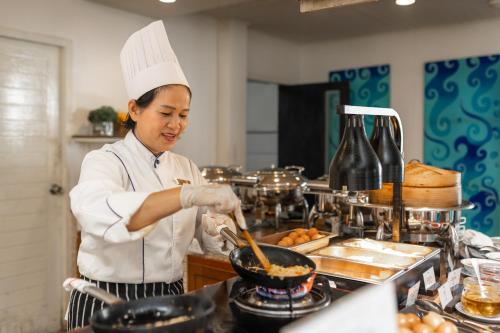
257 232 440 306
232 166 309 228
199 165 242 184
305 175 473 278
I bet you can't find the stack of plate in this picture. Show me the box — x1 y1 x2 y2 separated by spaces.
460 258 498 277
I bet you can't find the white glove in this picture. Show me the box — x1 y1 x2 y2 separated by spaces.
180 184 241 214
202 211 237 236
201 211 237 255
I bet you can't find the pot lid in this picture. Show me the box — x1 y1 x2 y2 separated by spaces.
199 165 242 183
245 166 307 190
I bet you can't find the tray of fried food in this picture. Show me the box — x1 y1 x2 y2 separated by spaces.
258 228 335 254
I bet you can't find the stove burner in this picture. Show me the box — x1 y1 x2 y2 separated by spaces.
231 278 332 319
255 284 308 300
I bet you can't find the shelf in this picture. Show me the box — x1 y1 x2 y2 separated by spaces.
71 135 122 144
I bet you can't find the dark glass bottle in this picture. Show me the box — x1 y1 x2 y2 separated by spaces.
370 116 404 182
329 115 382 191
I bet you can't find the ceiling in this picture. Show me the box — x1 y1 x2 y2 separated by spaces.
88 0 500 43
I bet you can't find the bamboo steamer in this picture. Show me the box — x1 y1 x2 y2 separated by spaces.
369 161 461 208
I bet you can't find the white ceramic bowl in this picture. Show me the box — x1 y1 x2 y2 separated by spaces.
485 252 500 261
460 258 498 274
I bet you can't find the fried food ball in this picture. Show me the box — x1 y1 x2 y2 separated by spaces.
412 323 434 333
294 236 307 245
302 234 311 242
288 231 299 240
307 228 319 237
281 236 293 246
277 240 288 247
405 313 420 327
398 328 413 333
436 321 458 333
422 312 445 330
295 228 306 235
397 314 410 328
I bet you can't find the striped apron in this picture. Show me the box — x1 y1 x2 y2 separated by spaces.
66 275 184 331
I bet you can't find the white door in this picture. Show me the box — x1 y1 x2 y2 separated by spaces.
0 36 62 332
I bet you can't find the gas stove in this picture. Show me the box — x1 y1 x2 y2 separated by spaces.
228 276 336 331
69 276 348 333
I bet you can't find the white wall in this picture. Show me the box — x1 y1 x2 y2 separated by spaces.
163 15 219 166
0 0 221 184
247 29 301 84
216 19 248 167
246 81 278 171
299 17 500 161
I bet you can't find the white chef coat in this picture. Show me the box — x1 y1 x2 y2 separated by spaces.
70 131 207 284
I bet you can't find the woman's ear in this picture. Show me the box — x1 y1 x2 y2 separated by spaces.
128 100 140 122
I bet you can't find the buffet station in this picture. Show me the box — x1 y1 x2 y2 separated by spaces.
186 105 499 332
67 105 499 333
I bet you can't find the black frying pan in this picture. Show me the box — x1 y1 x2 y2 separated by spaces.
64 278 214 333
220 228 316 289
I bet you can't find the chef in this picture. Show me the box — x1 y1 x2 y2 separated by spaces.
66 20 244 330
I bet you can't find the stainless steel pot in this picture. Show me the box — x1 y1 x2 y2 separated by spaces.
199 165 242 184
235 166 308 207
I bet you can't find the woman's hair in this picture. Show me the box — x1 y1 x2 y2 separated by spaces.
124 85 191 130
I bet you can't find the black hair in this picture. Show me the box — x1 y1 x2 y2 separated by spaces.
124 84 191 130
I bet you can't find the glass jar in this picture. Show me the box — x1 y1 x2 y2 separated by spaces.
461 277 500 317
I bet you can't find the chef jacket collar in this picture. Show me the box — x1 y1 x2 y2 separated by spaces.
125 130 166 168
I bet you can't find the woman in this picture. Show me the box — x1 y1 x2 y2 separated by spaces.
67 21 244 330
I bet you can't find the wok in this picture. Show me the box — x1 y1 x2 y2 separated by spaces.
63 278 214 333
220 228 316 289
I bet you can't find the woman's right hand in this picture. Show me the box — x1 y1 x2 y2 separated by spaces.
180 184 240 213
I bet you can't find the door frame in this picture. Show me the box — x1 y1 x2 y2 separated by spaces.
0 25 74 328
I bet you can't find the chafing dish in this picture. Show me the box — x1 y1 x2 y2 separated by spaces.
342 201 474 277
308 255 399 283
234 166 309 228
305 176 369 235
308 239 441 305
200 165 242 184
238 166 307 207
337 238 434 258
312 246 417 269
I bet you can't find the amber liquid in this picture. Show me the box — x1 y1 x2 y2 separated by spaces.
462 291 500 317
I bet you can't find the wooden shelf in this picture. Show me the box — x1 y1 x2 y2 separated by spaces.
71 135 122 143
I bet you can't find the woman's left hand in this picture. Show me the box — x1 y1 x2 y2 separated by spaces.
202 211 237 236
201 212 237 254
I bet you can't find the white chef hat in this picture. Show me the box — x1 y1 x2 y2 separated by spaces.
120 20 190 100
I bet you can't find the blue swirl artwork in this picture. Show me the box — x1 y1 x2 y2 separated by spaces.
328 65 391 163
424 55 500 236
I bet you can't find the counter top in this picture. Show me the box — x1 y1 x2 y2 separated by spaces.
69 276 348 333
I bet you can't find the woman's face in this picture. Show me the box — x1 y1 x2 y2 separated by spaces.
129 85 191 154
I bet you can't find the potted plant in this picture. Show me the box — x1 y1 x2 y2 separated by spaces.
88 106 117 136
116 111 129 137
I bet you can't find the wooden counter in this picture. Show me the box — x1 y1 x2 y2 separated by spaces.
186 253 235 291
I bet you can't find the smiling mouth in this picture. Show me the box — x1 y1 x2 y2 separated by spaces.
162 133 177 142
